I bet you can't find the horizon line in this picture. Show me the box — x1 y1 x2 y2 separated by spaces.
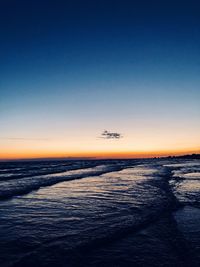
0 151 200 162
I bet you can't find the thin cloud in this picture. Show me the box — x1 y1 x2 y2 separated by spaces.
1 137 49 141
99 130 123 140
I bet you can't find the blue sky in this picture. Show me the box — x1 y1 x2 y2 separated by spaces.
0 0 200 158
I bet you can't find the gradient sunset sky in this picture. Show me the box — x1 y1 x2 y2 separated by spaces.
1 0 200 159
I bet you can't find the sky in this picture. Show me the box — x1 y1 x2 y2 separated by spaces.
0 0 200 159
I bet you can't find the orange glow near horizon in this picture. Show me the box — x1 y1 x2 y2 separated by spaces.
1 128 200 160
1 148 200 160
1 2 200 161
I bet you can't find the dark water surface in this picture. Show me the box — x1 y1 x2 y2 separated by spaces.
0 159 199 267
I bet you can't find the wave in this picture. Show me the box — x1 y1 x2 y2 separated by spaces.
1 160 199 267
1 164 181 267
0 161 101 181
0 164 126 200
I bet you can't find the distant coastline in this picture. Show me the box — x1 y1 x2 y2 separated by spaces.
158 153 200 160
0 154 200 162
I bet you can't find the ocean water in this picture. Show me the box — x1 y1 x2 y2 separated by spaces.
0 159 199 267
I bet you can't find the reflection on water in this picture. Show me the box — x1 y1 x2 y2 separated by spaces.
0 159 199 266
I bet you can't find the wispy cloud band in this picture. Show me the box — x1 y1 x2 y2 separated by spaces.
1 137 49 141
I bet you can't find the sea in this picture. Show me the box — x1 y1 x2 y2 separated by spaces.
0 158 199 267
